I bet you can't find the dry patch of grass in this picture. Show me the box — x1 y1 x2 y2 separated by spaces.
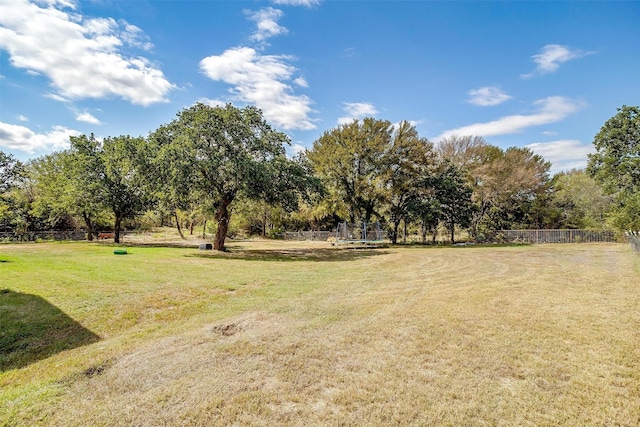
1 242 639 426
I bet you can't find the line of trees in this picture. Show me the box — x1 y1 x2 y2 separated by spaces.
1 104 316 250
1 104 637 249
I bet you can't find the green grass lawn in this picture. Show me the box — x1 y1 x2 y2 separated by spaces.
1 241 639 426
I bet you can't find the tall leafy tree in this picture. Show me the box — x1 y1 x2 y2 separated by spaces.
101 135 151 243
439 139 551 237
144 129 194 239
68 134 109 240
587 105 640 230
383 121 437 244
0 152 30 235
308 119 442 243
307 118 393 223
68 134 150 243
1 151 21 229
0 151 24 195
0 151 28 233
407 194 441 243
150 103 311 251
28 152 78 231
435 162 475 243
550 170 612 229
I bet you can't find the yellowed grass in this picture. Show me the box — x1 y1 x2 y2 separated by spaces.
2 242 640 426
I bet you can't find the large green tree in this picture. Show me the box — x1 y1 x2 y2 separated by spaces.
149 103 311 251
308 119 442 243
28 152 79 232
0 151 28 234
101 135 151 243
406 190 441 243
434 162 475 243
383 121 437 244
68 134 150 243
0 152 22 230
68 134 111 240
307 118 393 224
550 169 612 229
0 151 24 195
587 105 640 230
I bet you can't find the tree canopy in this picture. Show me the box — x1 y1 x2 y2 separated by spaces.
382 121 437 243
307 118 393 224
0 151 26 233
587 105 640 230
434 161 475 244
0 151 24 195
67 134 150 243
438 136 551 239
149 103 312 250
2 103 629 244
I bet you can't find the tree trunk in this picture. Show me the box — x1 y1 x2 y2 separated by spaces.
262 210 267 237
403 219 407 244
202 220 207 239
174 211 185 239
214 197 233 251
391 220 400 244
82 211 94 241
450 223 455 244
114 214 123 244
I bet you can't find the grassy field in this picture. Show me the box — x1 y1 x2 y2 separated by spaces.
1 240 639 426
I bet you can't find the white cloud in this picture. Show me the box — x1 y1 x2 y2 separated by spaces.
337 102 378 124
467 86 512 106
291 143 306 154
288 143 306 158
200 46 315 130
0 0 175 105
44 92 72 103
247 7 288 43
437 96 585 140
521 44 594 79
0 121 80 153
527 139 595 174
293 77 308 88
17 114 28 122
272 0 321 7
76 111 102 125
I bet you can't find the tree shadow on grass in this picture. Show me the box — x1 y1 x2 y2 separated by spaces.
186 247 391 262
0 290 100 372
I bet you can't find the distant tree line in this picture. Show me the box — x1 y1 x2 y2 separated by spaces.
1 104 638 250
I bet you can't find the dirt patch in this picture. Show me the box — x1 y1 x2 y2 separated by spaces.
212 322 242 336
83 361 112 378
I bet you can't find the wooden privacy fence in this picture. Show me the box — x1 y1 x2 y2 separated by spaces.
498 229 617 244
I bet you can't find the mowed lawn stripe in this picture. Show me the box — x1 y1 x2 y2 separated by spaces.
1 242 639 426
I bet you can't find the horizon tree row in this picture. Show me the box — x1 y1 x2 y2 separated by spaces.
1 104 637 248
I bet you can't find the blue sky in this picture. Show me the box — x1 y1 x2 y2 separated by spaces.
1 0 639 174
